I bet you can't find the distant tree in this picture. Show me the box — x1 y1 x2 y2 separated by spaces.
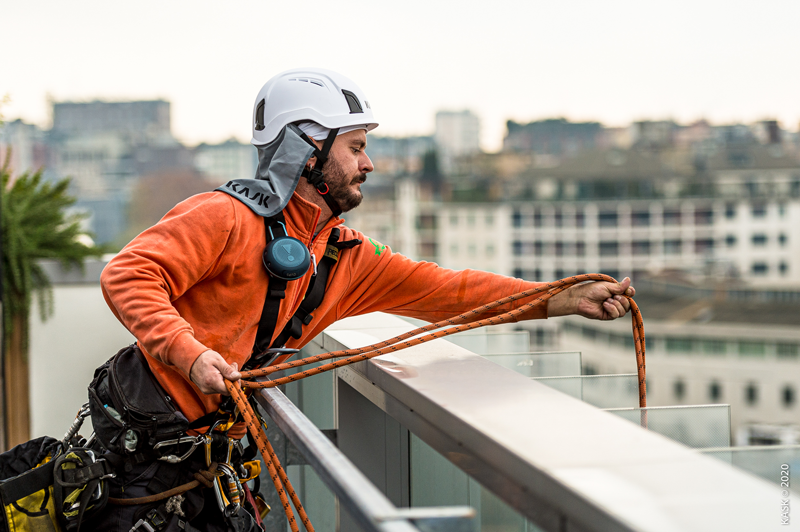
1 155 102 447
121 168 215 247
420 149 442 183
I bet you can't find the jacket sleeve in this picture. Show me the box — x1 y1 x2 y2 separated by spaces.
100 193 237 377
334 231 549 323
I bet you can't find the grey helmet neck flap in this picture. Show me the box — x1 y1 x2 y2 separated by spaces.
216 124 316 218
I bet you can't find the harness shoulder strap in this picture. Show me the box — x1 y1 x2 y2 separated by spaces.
252 214 289 357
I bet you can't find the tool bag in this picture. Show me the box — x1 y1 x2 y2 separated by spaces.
88 344 189 463
0 436 62 532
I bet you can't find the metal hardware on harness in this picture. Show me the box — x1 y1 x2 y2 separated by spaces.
129 508 167 532
217 462 244 508
154 435 204 464
248 347 299 371
63 402 91 448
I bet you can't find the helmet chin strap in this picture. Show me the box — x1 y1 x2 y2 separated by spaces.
299 128 343 217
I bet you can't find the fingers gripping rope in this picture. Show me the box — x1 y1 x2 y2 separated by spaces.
224 274 646 531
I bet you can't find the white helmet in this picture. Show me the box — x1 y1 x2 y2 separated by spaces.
251 67 379 146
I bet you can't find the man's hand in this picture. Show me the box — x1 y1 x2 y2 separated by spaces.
189 349 242 395
547 277 635 320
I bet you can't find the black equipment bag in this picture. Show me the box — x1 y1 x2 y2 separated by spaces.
0 436 62 532
88 345 189 459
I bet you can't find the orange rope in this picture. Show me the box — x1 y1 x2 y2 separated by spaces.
224 274 646 530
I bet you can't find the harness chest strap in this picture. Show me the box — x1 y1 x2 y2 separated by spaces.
252 217 361 363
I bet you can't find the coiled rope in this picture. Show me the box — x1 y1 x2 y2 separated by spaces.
224 273 646 532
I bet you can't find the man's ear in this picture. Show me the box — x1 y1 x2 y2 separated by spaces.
306 155 317 170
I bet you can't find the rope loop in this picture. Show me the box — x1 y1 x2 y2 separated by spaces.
223 273 645 532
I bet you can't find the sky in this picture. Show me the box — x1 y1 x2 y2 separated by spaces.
3 0 799 152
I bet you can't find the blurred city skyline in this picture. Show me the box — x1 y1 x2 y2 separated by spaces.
3 0 800 151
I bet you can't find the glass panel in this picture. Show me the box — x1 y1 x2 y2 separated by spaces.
700 445 800 488
445 331 530 354
482 351 582 378
534 374 640 408
606 405 731 448
411 433 545 531
283 345 336 429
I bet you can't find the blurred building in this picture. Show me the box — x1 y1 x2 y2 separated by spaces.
194 138 258 184
562 277 800 445
0 118 49 176
43 100 195 244
435 110 480 175
504 118 603 158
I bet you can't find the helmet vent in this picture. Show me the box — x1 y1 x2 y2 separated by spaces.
342 89 364 114
288 78 325 87
255 99 266 131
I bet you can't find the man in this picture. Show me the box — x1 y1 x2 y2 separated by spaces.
98 68 634 531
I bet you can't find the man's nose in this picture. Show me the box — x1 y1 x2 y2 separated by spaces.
361 153 374 173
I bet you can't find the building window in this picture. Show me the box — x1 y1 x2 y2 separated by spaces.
701 339 727 355
599 241 618 256
695 238 714 254
751 262 769 275
576 242 586 257
777 343 799 358
745 383 759 406
533 211 542 228
725 235 737 247
674 379 686 400
631 211 650 227
512 210 522 228
450 244 458 255
575 211 585 227
554 209 563 227
663 210 681 225
709 381 722 402
739 341 766 357
725 203 736 219
467 215 475 227
485 214 494 226
667 338 693 353
598 211 618 227
752 204 767 217
664 239 682 255
555 242 564 257
534 241 543 255
555 268 565 279
751 234 768 246
513 268 523 278
450 214 459 226
694 209 713 225
468 244 476 256
513 240 522 255
783 386 796 408
632 240 651 255
780 262 789 275
779 233 788 246
486 244 495 257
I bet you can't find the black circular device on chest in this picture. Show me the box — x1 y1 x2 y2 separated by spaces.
262 222 311 281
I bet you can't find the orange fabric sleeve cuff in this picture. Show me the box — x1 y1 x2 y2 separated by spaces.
164 331 210 379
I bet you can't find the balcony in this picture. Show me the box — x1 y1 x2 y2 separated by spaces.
255 313 794 531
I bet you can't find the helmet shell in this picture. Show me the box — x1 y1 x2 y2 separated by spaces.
251 67 379 146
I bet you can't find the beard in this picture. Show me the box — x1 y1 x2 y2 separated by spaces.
322 155 366 213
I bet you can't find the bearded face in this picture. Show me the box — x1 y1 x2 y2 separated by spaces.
322 153 367 213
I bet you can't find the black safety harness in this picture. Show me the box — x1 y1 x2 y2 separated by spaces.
247 211 361 371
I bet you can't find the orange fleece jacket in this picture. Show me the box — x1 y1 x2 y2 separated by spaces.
101 191 548 432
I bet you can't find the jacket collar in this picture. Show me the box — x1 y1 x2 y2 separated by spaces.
283 191 343 243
